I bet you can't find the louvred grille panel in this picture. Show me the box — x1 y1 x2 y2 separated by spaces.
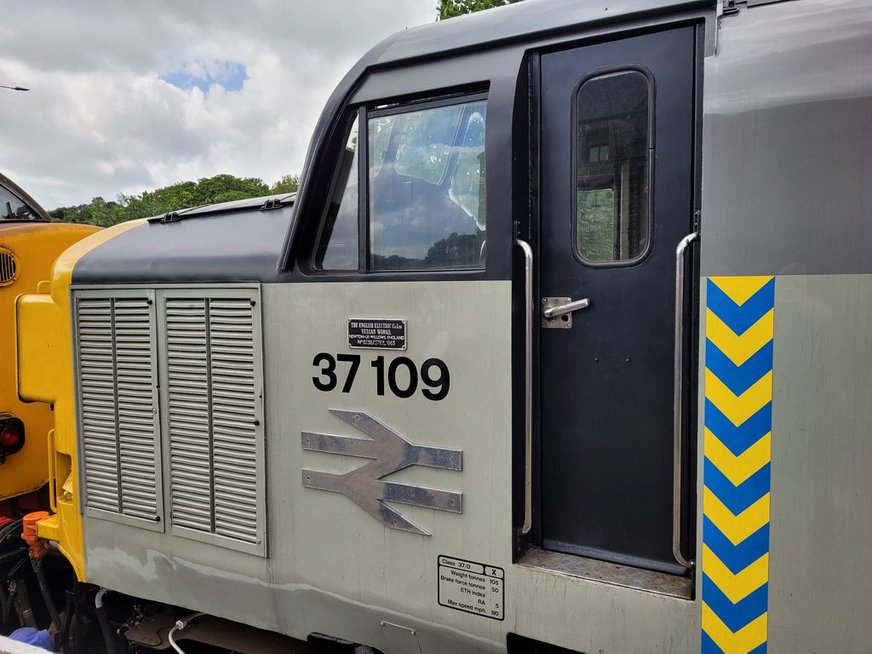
76 294 160 524
209 299 259 543
74 287 265 555
162 291 265 553
165 299 212 533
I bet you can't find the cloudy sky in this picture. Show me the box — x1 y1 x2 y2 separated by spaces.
0 1 437 210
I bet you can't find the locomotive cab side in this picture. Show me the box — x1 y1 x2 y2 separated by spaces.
11 1 872 653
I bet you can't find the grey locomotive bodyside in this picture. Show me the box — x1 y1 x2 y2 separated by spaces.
56 1 872 653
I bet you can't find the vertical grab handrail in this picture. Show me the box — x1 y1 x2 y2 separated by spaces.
517 239 534 536
673 231 699 569
47 429 58 514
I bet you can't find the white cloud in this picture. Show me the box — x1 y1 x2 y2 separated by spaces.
0 1 437 209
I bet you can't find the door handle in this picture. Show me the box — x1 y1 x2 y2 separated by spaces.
673 231 698 569
542 297 590 320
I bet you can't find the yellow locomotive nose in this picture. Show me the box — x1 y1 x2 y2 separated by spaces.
15 219 142 580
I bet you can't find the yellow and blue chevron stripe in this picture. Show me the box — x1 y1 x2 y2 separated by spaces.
702 276 774 654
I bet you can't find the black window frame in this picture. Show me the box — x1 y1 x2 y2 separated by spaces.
570 65 654 268
305 90 489 277
309 109 362 272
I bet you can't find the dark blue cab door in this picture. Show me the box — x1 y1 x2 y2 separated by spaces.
537 27 696 574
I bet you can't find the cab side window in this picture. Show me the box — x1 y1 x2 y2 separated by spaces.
574 70 650 265
0 187 40 221
314 95 487 272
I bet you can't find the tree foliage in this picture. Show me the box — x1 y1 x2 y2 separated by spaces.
270 174 300 194
438 0 523 20
50 172 299 227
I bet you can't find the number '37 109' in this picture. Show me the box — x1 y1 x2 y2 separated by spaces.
312 353 450 401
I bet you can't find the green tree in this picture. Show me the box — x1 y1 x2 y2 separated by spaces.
49 172 299 227
270 174 300 194
189 174 269 205
437 0 523 20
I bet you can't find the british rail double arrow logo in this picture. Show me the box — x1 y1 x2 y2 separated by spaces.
301 409 463 536
702 277 775 654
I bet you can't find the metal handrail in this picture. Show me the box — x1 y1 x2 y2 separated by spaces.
517 239 534 536
673 231 698 569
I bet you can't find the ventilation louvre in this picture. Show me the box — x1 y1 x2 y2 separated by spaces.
165 298 212 533
75 287 264 553
76 293 161 527
162 290 265 555
0 248 18 285
209 299 260 544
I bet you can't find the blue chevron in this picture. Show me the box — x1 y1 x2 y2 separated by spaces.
707 278 775 335
704 460 771 515
701 632 723 654
705 400 772 455
701 632 724 654
703 517 769 574
702 633 766 654
706 340 773 396
703 575 769 633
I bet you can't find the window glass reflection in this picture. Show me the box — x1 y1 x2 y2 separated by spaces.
575 71 650 263
368 100 486 271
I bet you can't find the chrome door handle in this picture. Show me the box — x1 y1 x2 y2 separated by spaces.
672 230 698 569
542 297 590 319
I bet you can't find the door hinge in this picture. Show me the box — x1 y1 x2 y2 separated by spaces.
259 198 283 212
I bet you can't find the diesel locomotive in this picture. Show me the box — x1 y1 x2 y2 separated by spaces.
0 173 98 649
0 173 98 509
6 0 872 652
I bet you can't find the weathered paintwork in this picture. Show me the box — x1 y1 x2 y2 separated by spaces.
767 274 872 652
702 0 872 276
78 281 704 654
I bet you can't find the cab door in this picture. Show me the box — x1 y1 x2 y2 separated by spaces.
536 27 697 574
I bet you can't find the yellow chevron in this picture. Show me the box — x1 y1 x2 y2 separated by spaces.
705 370 772 427
702 603 768 654
706 308 774 366
703 545 769 603
704 429 771 485
703 487 770 545
709 276 774 306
